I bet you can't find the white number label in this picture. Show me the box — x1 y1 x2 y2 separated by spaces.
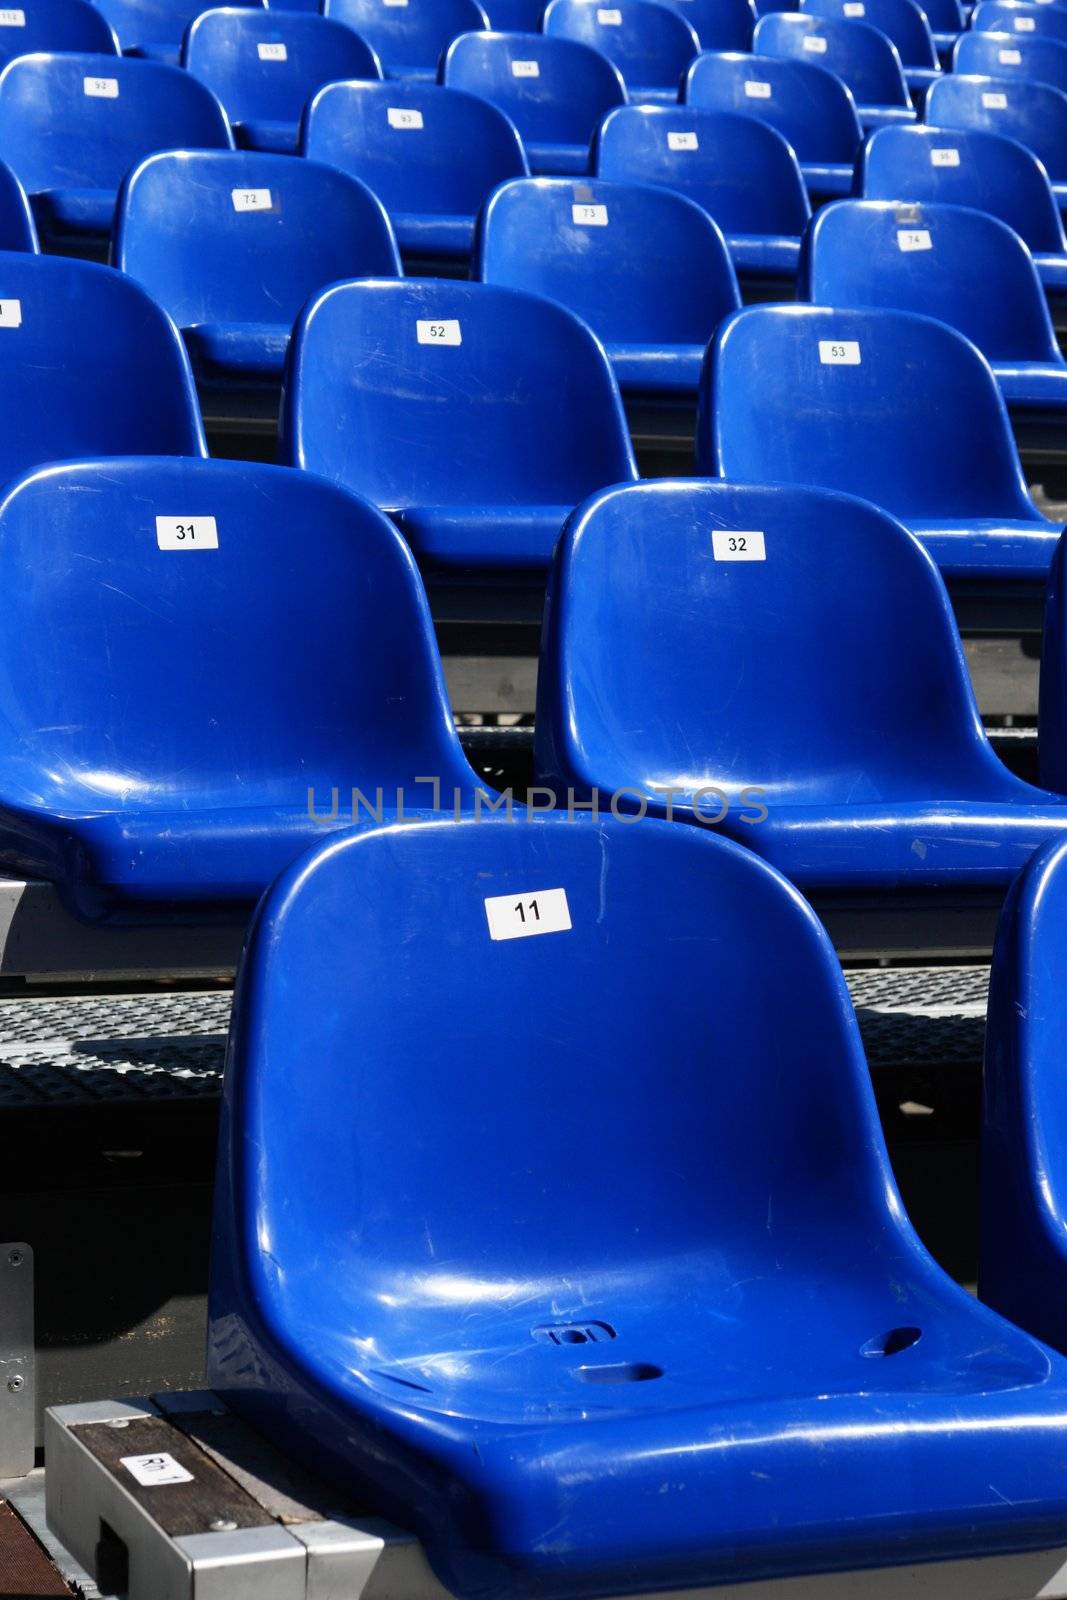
712 529 766 562
572 202 608 225
0 11 26 25
597 6 622 18
417 319 461 345
999 46 1022 61
982 90 1008 108
511 58 540 75
0 300 22 328
387 106 423 128
802 33 828 50
844 4 865 15
383 0 408 8
1014 15 1035 27
485 888 571 941
819 339 861 365
930 147 959 165
897 227 932 251
231 188 272 212
84 76 118 97
156 516 219 550
121 1454 194 1488
744 78 772 97
257 40 287 58
667 130 698 149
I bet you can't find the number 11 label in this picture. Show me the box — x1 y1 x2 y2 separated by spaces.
484 888 571 941
156 516 219 551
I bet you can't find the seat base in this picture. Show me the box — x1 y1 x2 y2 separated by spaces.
233 119 301 154
392 211 474 259
994 361 1067 411
906 516 1063 580
800 161 855 197
527 141 591 175
858 104 917 130
394 504 573 567
32 186 114 239
608 342 704 393
726 232 801 278
184 321 290 380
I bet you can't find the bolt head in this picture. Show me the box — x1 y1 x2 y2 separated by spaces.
209 1519 238 1532
7 1375 23 1393
7 1250 22 1268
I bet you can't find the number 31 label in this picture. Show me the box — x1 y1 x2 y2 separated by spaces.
485 888 571 941
712 529 766 562
156 517 219 551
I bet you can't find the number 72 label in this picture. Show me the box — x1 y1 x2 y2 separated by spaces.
484 888 571 941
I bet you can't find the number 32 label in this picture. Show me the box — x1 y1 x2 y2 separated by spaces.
484 888 571 941
156 517 219 550
712 529 766 562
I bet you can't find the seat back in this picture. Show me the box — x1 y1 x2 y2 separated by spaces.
442 32 625 146
478 176 740 344
926 73 1067 180
535 480 1002 813
542 0 699 91
0 53 232 197
94 0 262 54
685 49 862 161
915 0 961 30
183 8 380 125
0 159 37 251
803 0 938 68
755 12 912 107
283 277 636 509
596 103 811 235
803 198 1061 362
0 0 118 64
0 253 205 486
0 457 471 817
973 0 1067 39
860 123 1067 252
954 30 1067 94
703 303 1037 520
325 0 488 72
481 0 544 24
115 150 399 330
301 80 527 216
660 0 757 49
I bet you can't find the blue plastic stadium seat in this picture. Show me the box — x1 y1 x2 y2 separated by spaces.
1043 537 1067 796
595 102 811 278
0 0 118 63
803 0 941 96
482 0 543 22
925 73 1067 208
0 162 37 252
919 0 962 60
325 0 488 77
478 177 740 392
283 278 637 568
661 0 757 48
954 29 1067 94
94 0 262 60
802 200 1067 414
860 124 1067 294
0 457 478 918
685 50 863 196
702 303 1061 579
183 7 381 153
537 480 1067 890
755 12 916 127
973 0 1067 39
301 80 527 261
115 150 399 382
0 52 232 246
977 827 1067 1353
209 805 1067 1596
543 0 699 104
0 254 205 498
442 31 625 175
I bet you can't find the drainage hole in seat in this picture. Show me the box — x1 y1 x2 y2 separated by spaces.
860 1326 922 1359
576 1362 663 1385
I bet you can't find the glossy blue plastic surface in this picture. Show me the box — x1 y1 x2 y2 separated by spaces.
973 0 1067 38
860 124 1067 290
282 277 637 569
685 51 863 196
93 0 262 59
183 7 381 153
477 177 740 392
0 253 206 496
803 0 940 96
536 480 1067 888
978 827 1067 1351
0 456 477 917
482 0 543 24
0 161 38 253
326 0 488 76
1042 534 1067 793
442 31 625 175
755 12 916 124
115 149 400 382
0 0 118 62
954 29 1067 93
595 103 810 277
660 0 756 49
925 73 1067 201
0 52 232 242
703 303 1061 578
301 80 527 259
542 0 699 102
209 807 1067 1600
802 199 1067 411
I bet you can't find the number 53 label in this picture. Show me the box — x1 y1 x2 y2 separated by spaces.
484 888 571 941
156 517 219 550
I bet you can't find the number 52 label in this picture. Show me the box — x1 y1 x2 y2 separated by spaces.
484 888 571 941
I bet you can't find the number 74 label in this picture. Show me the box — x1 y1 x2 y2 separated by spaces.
484 888 571 941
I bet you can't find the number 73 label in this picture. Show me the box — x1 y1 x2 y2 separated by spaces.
484 888 571 941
